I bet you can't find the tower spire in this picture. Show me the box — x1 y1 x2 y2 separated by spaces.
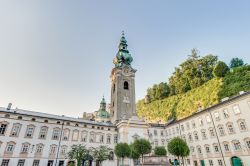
113 32 133 67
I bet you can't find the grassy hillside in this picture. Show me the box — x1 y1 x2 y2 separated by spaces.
136 65 250 122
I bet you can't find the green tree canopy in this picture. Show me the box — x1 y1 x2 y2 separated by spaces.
114 143 131 166
230 57 244 68
154 146 167 156
68 144 87 166
213 61 229 77
90 145 112 166
133 139 152 166
129 144 140 160
167 137 189 165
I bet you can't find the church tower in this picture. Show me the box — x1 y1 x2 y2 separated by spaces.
110 33 137 123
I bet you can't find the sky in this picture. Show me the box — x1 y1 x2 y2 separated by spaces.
0 1 250 118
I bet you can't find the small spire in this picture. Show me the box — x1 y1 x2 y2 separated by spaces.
122 31 125 37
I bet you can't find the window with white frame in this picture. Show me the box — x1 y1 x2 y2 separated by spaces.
1 159 9 166
223 142 230 152
38 126 48 139
205 145 211 153
218 160 223 166
196 146 202 154
154 130 157 136
232 140 241 151
20 143 30 153
213 143 220 153
99 134 104 143
192 121 196 128
172 128 175 134
244 138 250 149
114 134 118 143
186 122 190 130
5 142 15 153
223 109 229 118
35 144 44 154
194 131 199 141
198 117 203 126
155 140 158 146
72 129 79 141
60 145 67 155
0 122 8 135
52 128 60 140
209 128 215 137
181 125 184 131
107 135 111 144
233 105 241 114
25 125 35 138
161 139 165 145
81 131 88 142
218 125 225 136
188 133 193 142
10 123 21 137
17 159 25 166
226 122 235 134
209 160 214 166
190 146 195 154
160 130 164 136
63 128 70 141
176 126 179 133
206 115 211 123
237 119 247 131
49 145 57 155
32 160 40 166
214 112 220 121
201 130 207 139
90 132 95 143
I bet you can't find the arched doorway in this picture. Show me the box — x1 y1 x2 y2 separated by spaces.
231 156 243 166
82 154 94 166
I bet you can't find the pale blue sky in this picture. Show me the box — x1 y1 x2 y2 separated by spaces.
0 1 249 117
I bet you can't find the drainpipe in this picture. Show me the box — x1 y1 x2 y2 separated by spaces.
208 111 226 166
55 120 65 166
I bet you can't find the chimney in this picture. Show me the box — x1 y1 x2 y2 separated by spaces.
7 103 12 110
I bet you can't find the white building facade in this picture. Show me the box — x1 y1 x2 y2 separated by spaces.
0 34 250 166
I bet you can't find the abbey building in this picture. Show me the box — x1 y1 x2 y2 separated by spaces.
0 34 250 166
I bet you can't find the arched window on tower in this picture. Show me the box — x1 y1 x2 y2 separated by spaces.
113 84 115 93
124 81 129 90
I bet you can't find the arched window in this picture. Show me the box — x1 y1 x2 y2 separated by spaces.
237 119 247 131
218 125 225 136
113 84 115 93
226 122 235 134
193 131 199 141
124 81 129 90
109 151 114 160
38 126 48 139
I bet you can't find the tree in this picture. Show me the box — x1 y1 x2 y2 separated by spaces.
68 144 87 166
230 58 244 68
90 145 112 166
167 137 189 166
133 139 152 166
129 144 140 159
154 146 167 156
114 143 131 166
213 61 229 77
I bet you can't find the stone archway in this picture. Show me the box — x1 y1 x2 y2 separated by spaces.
82 154 94 166
231 156 243 166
